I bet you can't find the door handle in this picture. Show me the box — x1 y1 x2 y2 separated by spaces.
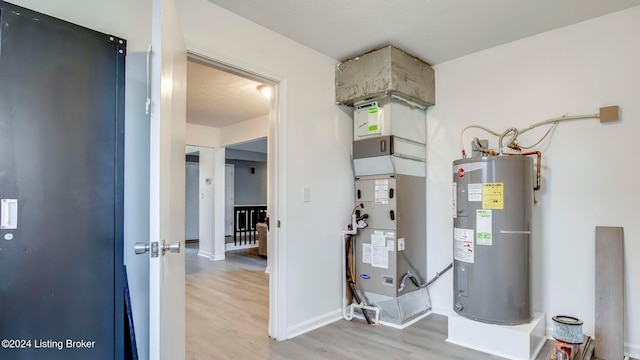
162 240 180 254
134 240 179 257
135 241 159 257
134 242 150 255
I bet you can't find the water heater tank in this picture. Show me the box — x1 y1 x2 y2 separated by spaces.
452 156 533 325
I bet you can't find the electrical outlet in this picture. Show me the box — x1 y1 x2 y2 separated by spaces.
303 187 311 203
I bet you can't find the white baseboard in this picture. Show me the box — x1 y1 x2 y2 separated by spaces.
286 309 342 339
379 311 432 329
197 250 225 261
625 342 640 359
225 241 259 251
431 305 456 317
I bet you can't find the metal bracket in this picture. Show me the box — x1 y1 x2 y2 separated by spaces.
107 35 127 55
151 241 159 258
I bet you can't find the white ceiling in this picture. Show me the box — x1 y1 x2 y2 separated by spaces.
188 0 639 129
186 59 270 128
206 0 639 64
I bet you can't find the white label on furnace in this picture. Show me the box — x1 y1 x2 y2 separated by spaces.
397 238 405 251
374 179 389 204
371 232 386 247
362 243 372 264
454 227 474 263
387 240 395 252
385 232 395 252
476 209 492 246
468 183 483 202
452 183 458 218
372 245 389 269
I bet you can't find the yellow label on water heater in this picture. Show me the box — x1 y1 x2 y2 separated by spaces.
482 182 504 209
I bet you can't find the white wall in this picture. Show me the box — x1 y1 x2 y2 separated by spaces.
186 123 220 148
427 6 640 357
195 147 216 258
7 1 153 358
219 114 269 147
177 0 354 339
185 114 268 148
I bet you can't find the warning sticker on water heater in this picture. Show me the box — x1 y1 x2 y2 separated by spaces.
454 228 474 263
482 182 504 209
476 209 492 246
468 183 483 202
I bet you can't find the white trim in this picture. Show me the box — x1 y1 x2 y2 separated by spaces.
197 250 212 258
197 250 225 261
209 254 225 261
379 311 432 329
271 79 288 340
286 309 342 339
184 45 286 341
625 342 640 359
186 43 283 85
431 305 455 317
225 242 259 251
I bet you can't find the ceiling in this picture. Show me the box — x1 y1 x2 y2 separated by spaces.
186 59 270 128
188 0 639 129
206 0 639 65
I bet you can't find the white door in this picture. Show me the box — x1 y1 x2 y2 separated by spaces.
225 164 235 236
149 0 187 358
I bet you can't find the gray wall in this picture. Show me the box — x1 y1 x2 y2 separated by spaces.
123 52 150 359
185 161 199 240
226 159 267 205
226 148 267 162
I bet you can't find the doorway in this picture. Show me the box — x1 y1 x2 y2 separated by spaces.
183 53 277 357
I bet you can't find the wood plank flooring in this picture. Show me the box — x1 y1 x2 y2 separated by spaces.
186 243 560 360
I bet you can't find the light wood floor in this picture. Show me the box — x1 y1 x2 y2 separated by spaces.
185 243 560 360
